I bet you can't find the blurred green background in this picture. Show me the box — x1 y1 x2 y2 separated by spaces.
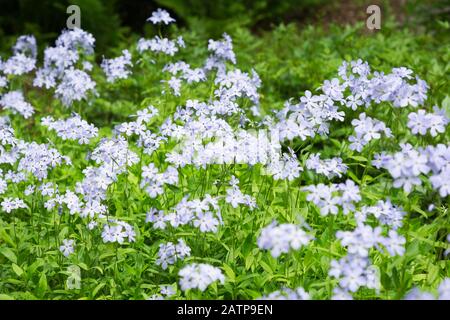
0 0 449 53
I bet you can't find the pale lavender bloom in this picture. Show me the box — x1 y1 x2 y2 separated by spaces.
147 8 175 25
178 263 225 292
156 239 190 269
1 197 27 213
2 54 36 75
257 221 312 257
55 68 96 106
59 239 75 257
13 35 37 58
101 220 135 244
438 278 450 300
259 287 310 300
56 28 95 54
137 37 180 56
101 49 133 83
0 91 34 118
42 114 98 144
193 211 219 232
207 33 236 65
408 108 448 137
404 288 435 300
322 78 344 100
160 285 176 297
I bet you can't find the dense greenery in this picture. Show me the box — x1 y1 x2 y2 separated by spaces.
0 2 449 300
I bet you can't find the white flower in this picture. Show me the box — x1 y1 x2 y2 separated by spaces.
1 197 27 213
257 221 312 257
147 8 175 25
59 239 75 257
0 91 34 119
178 263 225 292
259 287 310 300
55 68 96 106
101 50 133 83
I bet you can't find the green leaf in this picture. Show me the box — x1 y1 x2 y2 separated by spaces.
427 264 440 285
349 155 368 162
37 273 48 297
92 283 106 298
127 172 139 185
222 264 235 282
245 254 254 270
411 205 428 218
442 95 450 116
347 170 361 184
0 247 17 264
0 226 15 247
0 294 14 300
59 226 69 239
12 263 24 277
259 260 273 275
77 263 89 271
99 251 116 260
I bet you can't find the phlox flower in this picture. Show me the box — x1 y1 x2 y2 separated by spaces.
59 239 75 257
147 8 175 25
178 263 225 292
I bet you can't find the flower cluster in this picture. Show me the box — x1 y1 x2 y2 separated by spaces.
206 33 236 69
101 49 133 83
12 35 37 58
156 239 191 270
330 223 405 295
59 239 75 257
115 105 160 144
407 107 448 137
338 61 428 109
147 8 175 25
163 61 206 84
146 194 223 233
224 176 257 209
305 153 348 179
257 221 313 258
0 90 34 119
266 147 303 181
140 163 179 198
0 117 17 148
404 278 450 300
374 143 450 195
1 197 27 213
349 113 392 152
137 36 184 56
274 92 344 143
0 173 7 194
2 35 36 76
101 220 136 244
258 287 310 300
178 263 225 292
69 137 138 221
55 28 95 54
55 68 96 106
302 179 361 216
355 199 406 229
17 141 67 180
32 28 96 106
42 114 98 144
